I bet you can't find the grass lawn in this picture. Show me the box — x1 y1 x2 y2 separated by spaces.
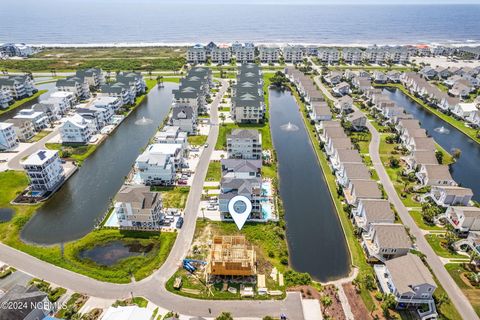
206 161 221 182
289 84 376 312
445 263 480 317
0 90 48 116
28 129 52 142
150 186 190 209
45 143 98 164
187 135 208 146
409 210 443 231
425 234 466 259
435 143 455 165
374 83 480 145
216 122 272 151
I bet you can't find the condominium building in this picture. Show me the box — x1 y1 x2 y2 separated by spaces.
60 114 95 144
227 129 262 160
22 149 65 192
0 122 18 150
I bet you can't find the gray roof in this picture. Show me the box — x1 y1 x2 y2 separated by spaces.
360 199 395 223
0 285 48 320
432 185 473 197
336 149 363 164
412 150 438 165
330 137 354 150
373 223 412 249
343 163 371 180
227 129 260 140
423 164 454 181
385 253 436 294
221 159 262 173
173 86 200 99
116 185 160 210
351 179 382 199
324 127 348 139
233 91 263 108
172 106 194 120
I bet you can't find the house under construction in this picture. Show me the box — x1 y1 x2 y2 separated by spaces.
207 235 257 276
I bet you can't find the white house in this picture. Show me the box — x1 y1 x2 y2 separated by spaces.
452 103 479 125
333 82 350 96
0 75 36 99
114 185 163 231
362 223 411 262
0 88 13 108
445 206 480 236
344 179 383 207
335 162 371 187
374 254 437 319
0 122 18 150
334 95 353 113
353 199 395 232
5 118 35 142
135 148 177 186
428 185 473 207
227 129 262 160
311 101 332 122
14 108 49 131
22 149 65 192
416 164 456 187
171 106 196 134
56 76 90 100
61 114 95 144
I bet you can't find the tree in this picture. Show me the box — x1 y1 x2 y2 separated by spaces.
452 148 462 159
320 295 332 308
389 157 400 168
216 312 233 320
435 150 444 164
270 71 289 88
381 294 397 316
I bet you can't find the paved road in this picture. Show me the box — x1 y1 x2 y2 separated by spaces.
311 72 479 320
8 128 60 170
0 79 305 319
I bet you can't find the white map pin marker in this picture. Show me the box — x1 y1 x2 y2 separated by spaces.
228 195 252 230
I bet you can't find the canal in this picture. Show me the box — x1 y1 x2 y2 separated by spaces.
383 88 480 201
0 82 57 122
269 88 350 282
21 83 177 244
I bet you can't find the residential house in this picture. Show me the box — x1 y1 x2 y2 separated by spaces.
373 71 388 83
325 137 354 157
231 87 265 124
22 149 65 192
258 46 280 63
116 72 146 96
344 179 382 206
76 106 110 132
283 45 305 63
405 150 438 171
445 206 480 236
114 185 163 231
333 82 350 96
56 76 90 100
318 120 342 131
374 254 437 318
346 111 367 131
135 151 176 186
32 102 61 123
317 48 340 64
336 162 371 187
407 136 436 152
171 106 196 134
5 118 35 142
362 223 412 262
324 71 343 85
342 48 363 64
13 108 49 131
211 46 232 64
100 82 135 106
352 77 372 92
320 126 348 144
154 125 188 148
428 185 473 207
0 285 52 320
43 91 76 115
452 103 479 124
0 88 13 108
334 95 353 113
386 71 401 83
0 122 18 150
76 68 105 89
416 164 456 187
219 159 264 220
311 101 332 122
449 81 473 98
329 148 363 172
61 114 95 144
420 66 437 80
187 44 207 63
435 66 451 79
353 199 395 232
0 75 36 99
227 129 262 160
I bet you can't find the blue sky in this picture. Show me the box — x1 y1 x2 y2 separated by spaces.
169 0 480 3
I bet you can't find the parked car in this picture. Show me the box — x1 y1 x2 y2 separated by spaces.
177 180 187 185
207 204 217 211
176 217 184 229
204 143 209 148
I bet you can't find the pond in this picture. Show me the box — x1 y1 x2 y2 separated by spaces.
21 83 176 244
0 208 14 223
78 240 154 266
269 88 350 282
382 88 480 201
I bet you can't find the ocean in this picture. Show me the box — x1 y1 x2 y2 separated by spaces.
1 1 480 45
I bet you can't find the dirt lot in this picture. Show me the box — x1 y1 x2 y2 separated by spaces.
343 283 373 320
322 285 346 320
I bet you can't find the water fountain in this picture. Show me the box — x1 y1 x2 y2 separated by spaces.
434 126 450 134
280 121 299 131
135 116 153 125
